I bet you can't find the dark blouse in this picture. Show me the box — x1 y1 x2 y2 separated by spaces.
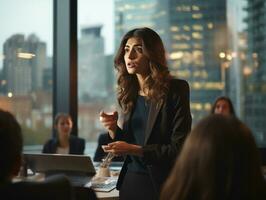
127 95 150 173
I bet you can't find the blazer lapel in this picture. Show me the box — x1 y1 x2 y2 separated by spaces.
144 99 163 144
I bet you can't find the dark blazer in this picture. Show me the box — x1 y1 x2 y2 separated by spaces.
0 175 75 200
114 79 192 192
42 135 85 155
93 132 124 162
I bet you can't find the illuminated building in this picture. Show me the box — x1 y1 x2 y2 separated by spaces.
244 0 266 146
3 34 46 95
115 0 228 124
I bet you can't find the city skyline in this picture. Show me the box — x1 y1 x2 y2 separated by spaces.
0 0 114 69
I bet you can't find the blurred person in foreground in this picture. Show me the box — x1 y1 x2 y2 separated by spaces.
161 115 266 200
0 109 76 200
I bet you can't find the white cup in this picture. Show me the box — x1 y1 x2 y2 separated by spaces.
96 166 111 177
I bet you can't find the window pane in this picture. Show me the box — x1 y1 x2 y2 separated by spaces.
0 0 53 152
78 0 266 157
78 0 116 157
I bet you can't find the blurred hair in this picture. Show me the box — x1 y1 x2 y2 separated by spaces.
0 109 22 181
210 96 235 116
114 27 172 113
54 113 72 126
161 115 266 200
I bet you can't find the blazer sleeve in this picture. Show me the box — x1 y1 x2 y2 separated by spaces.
77 138 85 155
69 136 85 155
42 139 54 154
142 80 192 165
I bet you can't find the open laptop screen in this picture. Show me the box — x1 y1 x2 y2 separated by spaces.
23 153 96 177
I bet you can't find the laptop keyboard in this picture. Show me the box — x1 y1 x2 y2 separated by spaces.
90 177 117 192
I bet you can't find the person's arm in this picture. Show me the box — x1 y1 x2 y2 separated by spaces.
102 141 143 156
99 111 118 139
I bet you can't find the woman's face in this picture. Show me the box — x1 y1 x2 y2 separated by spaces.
124 37 150 77
214 100 231 116
55 117 73 137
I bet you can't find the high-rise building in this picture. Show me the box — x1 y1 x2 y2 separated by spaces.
115 0 228 124
244 0 266 146
226 0 247 118
78 25 107 101
2 34 46 95
28 34 46 91
43 56 53 92
115 0 158 49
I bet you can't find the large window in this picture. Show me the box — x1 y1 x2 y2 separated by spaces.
0 0 53 151
78 0 266 158
1 0 265 157
78 0 116 157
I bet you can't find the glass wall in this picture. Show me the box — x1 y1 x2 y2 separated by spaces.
78 0 116 157
0 0 53 151
78 0 266 158
1 0 264 156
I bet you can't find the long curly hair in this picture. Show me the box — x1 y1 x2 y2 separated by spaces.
114 27 171 113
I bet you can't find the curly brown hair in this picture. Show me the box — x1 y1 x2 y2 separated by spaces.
114 27 172 113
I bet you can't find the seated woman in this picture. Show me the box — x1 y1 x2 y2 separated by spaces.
160 115 266 200
42 113 85 155
210 96 235 116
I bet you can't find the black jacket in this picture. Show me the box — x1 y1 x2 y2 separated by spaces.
115 79 192 191
42 135 85 155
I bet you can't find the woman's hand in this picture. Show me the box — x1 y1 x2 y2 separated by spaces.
99 111 118 139
102 141 143 157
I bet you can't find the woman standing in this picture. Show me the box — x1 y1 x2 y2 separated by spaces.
99 27 192 200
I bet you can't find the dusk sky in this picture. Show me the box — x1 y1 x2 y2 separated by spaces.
0 0 247 69
0 0 114 68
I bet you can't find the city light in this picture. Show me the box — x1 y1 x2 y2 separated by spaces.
243 66 252 76
170 51 183 59
7 92 13 98
1 80 7 85
0 54 5 60
17 52 36 59
219 52 226 58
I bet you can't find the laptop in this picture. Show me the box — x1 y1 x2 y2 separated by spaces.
23 153 96 186
23 153 119 192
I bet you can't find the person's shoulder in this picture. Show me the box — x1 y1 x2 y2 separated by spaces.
169 78 189 88
44 138 55 146
70 135 85 143
98 133 110 142
169 78 190 93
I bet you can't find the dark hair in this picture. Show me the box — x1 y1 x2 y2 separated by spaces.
210 96 235 115
0 109 22 181
161 115 266 200
54 113 72 126
53 113 72 136
114 27 171 113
